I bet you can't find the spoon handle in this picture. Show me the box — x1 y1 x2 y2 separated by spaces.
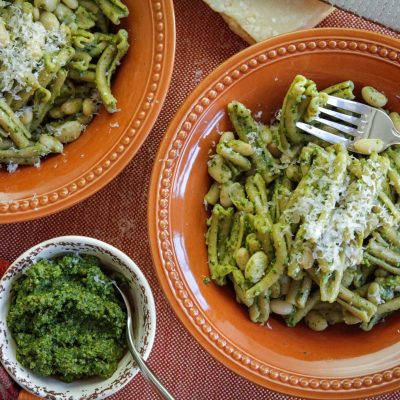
112 282 174 400
127 326 175 400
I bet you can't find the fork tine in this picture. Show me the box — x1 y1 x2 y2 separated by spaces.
296 122 352 146
313 117 360 137
319 107 360 125
327 95 371 115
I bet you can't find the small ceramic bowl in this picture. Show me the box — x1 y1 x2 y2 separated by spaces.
0 236 156 400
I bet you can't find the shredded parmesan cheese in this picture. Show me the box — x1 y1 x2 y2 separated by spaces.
313 159 384 269
0 2 66 99
6 162 17 173
283 151 386 272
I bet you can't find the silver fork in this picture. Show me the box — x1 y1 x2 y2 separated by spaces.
296 95 400 153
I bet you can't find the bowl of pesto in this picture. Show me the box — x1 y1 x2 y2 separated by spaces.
0 236 156 400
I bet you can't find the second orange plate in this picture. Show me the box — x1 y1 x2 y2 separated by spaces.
149 29 400 399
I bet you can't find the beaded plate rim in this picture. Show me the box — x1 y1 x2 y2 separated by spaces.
150 28 400 399
0 0 176 223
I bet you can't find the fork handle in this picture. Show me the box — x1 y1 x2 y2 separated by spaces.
388 127 400 147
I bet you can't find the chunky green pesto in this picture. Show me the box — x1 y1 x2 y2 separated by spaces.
7 254 127 382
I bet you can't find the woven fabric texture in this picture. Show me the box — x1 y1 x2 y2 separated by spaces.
0 1 399 400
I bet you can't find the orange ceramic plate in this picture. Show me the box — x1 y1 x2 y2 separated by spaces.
0 0 175 223
149 29 400 399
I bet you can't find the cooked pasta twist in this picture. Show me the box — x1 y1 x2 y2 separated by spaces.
0 0 129 168
205 75 400 331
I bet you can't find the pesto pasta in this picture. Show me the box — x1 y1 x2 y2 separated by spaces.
205 75 400 331
0 0 129 169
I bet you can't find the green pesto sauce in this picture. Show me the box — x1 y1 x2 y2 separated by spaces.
7 254 127 382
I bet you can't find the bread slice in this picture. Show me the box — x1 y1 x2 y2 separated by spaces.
203 0 335 44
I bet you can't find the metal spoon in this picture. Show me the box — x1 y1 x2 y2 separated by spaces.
113 282 175 400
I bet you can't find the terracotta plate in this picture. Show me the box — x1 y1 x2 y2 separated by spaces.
149 29 400 399
0 0 175 223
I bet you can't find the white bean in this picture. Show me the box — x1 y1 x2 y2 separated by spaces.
207 155 232 183
32 7 41 21
219 131 235 143
245 251 268 283
204 182 220 206
361 86 388 108
343 311 362 325
39 134 63 153
270 300 294 316
60 98 82 115
19 108 33 125
305 311 328 331
0 18 10 48
235 247 249 271
219 183 233 208
353 138 384 155
35 0 59 12
40 11 60 30
389 112 400 132
55 3 74 21
367 282 382 305
286 164 301 182
61 0 78 9
82 98 96 117
260 126 272 144
53 121 83 143
227 139 254 156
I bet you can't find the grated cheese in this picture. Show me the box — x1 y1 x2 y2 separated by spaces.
283 151 337 232
6 162 17 173
284 151 386 272
313 159 385 269
0 2 66 99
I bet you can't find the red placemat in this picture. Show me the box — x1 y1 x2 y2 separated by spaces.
1 1 400 400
